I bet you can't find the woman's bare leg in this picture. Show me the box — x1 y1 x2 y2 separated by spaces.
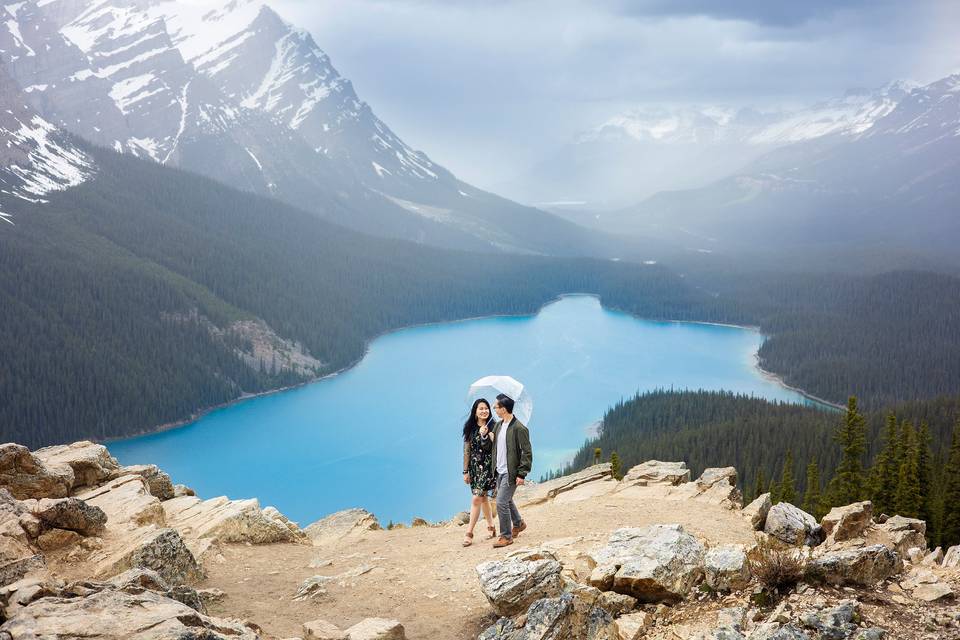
466 495 483 537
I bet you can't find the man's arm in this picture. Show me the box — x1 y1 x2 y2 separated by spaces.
516 424 532 480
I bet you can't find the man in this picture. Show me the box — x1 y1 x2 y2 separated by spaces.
491 393 532 548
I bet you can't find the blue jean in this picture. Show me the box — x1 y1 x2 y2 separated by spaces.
496 473 523 539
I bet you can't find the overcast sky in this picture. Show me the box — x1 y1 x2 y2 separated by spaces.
271 0 960 190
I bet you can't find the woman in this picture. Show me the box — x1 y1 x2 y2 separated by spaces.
462 398 497 546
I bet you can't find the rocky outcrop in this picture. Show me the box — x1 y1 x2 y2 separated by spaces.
344 618 407 639
704 545 750 591
586 524 705 603
479 591 618 640
743 494 772 531
30 497 106 536
114 464 175 501
943 545 960 568
162 495 303 544
305 508 381 546
870 516 926 557
821 502 873 543
764 503 824 546
33 441 120 490
618 461 690 488
0 444 71 500
515 464 613 507
0 580 259 639
304 618 348 639
95 526 204 585
476 558 564 617
806 544 901 587
669 467 743 509
78 474 165 527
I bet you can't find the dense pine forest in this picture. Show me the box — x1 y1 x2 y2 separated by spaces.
2 145 960 448
558 390 960 547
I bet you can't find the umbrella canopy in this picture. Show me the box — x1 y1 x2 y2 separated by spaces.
467 375 533 425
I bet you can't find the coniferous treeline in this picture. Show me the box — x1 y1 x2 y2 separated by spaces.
559 390 960 547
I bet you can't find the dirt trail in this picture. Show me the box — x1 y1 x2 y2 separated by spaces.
201 487 756 639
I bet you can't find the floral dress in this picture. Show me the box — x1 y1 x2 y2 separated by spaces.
464 425 496 497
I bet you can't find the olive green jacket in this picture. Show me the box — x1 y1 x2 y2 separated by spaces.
493 417 532 485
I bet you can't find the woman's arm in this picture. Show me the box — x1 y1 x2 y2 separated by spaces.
463 439 471 474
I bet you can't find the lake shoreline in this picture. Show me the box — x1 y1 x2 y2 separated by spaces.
109 292 827 444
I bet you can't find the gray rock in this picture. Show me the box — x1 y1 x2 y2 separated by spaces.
704 545 751 591
477 592 616 640
343 618 405 640
807 544 901 587
613 611 654 640
116 465 175 501
476 558 564 616
853 630 885 640
102 527 205 586
33 441 120 490
304 508 381 545
764 503 823 546
0 444 72 499
912 582 954 601
821 502 873 542
587 524 705 603
943 545 960 568
920 546 943 566
32 497 107 536
691 629 747 640
799 600 858 640
743 494 772 531
747 624 811 639
874 516 927 557
619 461 690 487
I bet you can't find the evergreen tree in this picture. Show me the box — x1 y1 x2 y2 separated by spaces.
917 422 935 527
802 459 823 519
779 450 797 506
940 418 960 548
769 479 781 505
868 413 900 516
894 421 922 518
594 448 602 465
610 452 623 480
754 468 766 500
828 396 868 507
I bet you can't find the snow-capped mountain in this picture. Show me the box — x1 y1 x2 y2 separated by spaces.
500 83 915 210
0 63 92 224
2 0 621 256
601 75 960 258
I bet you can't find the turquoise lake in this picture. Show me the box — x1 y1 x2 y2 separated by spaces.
108 295 814 526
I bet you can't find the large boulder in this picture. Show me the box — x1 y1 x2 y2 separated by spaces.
685 467 742 508
618 461 690 487
764 503 823 546
305 508 381 546
515 464 613 507
0 584 259 639
943 545 960 568
798 600 859 639
114 465 175 501
743 494 772 531
821 502 873 543
96 527 204 585
31 497 106 536
586 524 705 603
704 545 750 592
478 591 617 640
33 441 120 490
77 475 165 527
806 544 901 587
870 516 926 557
343 618 406 640
476 558 564 617
0 444 72 499
162 495 303 544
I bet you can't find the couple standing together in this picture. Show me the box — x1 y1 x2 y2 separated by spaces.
461 393 532 548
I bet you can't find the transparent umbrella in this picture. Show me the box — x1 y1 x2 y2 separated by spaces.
467 375 533 425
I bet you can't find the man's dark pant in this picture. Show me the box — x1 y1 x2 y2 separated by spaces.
496 473 523 539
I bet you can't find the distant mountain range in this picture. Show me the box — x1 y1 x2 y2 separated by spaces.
499 82 915 210
598 74 960 259
1 0 641 257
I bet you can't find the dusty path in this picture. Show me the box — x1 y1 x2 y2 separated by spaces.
201 483 756 639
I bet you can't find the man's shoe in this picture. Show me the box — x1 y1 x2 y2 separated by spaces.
512 521 527 537
492 536 514 548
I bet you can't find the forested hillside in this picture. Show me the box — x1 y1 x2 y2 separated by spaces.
559 390 960 546
0 148 717 448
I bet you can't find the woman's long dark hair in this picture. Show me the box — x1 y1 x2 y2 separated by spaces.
463 398 492 442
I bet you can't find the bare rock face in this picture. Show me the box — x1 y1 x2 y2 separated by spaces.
586 524 705 603
33 441 120 490
97 527 204 585
32 497 107 536
0 584 260 639
743 493 772 531
764 503 824 546
476 558 564 617
162 495 303 544
686 467 743 508
515 463 613 507
305 508 381 546
619 461 690 488
871 515 927 557
943 545 960 568
344 618 406 640
806 544 902 587
77 475 165 528
821 502 873 543
704 545 750 592
115 465 175 501
0 444 72 499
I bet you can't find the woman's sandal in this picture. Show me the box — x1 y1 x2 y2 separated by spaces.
462 531 474 547
486 525 497 540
